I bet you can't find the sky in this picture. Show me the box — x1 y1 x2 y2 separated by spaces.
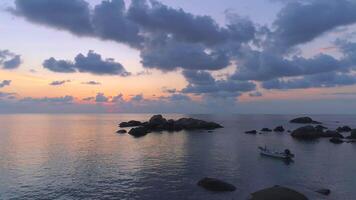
1 0 356 114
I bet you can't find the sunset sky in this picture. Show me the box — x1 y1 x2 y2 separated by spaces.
1 0 356 113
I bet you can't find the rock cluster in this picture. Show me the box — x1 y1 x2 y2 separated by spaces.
290 117 321 124
120 115 223 137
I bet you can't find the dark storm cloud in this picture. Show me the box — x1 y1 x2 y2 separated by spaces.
12 0 93 36
43 50 130 76
0 80 11 88
271 0 356 51
182 70 255 96
262 72 356 89
82 81 101 85
0 50 21 69
49 80 70 86
21 95 74 104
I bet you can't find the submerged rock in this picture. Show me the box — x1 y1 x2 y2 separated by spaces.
197 177 236 192
261 128 272 132
274 126 285 132
336 126 352 133
291 125 322 139
116 129 127 134
315 188 331 196
330 137 343 144
245 130 257 134
290 117 321 124
128 126 150 137
119 120 142 127
248 185 308 200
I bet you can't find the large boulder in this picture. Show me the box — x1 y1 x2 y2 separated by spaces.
248 186 308 200
290 117 321 124
197 177 236 192
320 130 343 138
274 126 285 132
148 115 167 127
119 120 142 127
291 126 322 139
336 126 352 133
175 118 223 130
128 127 150 137
346 129 356 139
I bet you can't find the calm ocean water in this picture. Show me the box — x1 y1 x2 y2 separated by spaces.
0 114 355 200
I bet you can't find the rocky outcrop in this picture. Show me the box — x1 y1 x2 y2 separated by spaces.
315 188 331 196
123 115 223 137
291 125 322 139
116 129 127 134
274 126 285 132
249 185 308 200
336 126 352 132
290 117 321 124
119 120 142 127
346 129 356 139
261 128 272 132
197 177 236 192
320 130 343 138
245 130 257 134
315 125 327 132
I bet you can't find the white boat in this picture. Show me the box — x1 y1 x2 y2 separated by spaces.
258 146 294 160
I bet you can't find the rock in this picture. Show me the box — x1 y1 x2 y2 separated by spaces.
148 114 167 127
174 118 223 130
315 188 331 196
116 129 127 134
290 117 321 124
261 128 272 132
346 129 356 139
274 126 285 132
245 130 257 134
287 130 292 133
119 120 142 127
197 177 236 192
248 185 308 200
291 125 322 139
336 126 352 132
330 137 343 144
321 130 343 138
315 125 328 132
128 127 150 137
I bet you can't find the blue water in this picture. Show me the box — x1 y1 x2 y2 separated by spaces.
0 114 355 199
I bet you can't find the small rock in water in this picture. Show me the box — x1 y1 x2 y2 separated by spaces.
336 126 352 133
274 126 285 132
321 130 343 138
119 120 142 127
290 117 321 124
245 130 257 134
261 128 272 132
329 137 343 144
315 188 331 196
291 125 322 139
128 127 150 137
116 129 127 134
249 185 308 200
197 177 236 192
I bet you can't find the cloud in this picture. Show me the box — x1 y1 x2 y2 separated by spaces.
262 72 356 89
82 97 95 101
20 95 74 104
0 92 17 100
232 49 346 81
270 0 356 52
82 81 101 85
49 80 70 86
249 91 263 97
43 50 130 76
131 94 143 101
95 93 109 103
0 80 11 88
181 70 256 96
0 50 21 69
162 87 176 94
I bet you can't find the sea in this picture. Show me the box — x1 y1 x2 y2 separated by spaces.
0 114 355 200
